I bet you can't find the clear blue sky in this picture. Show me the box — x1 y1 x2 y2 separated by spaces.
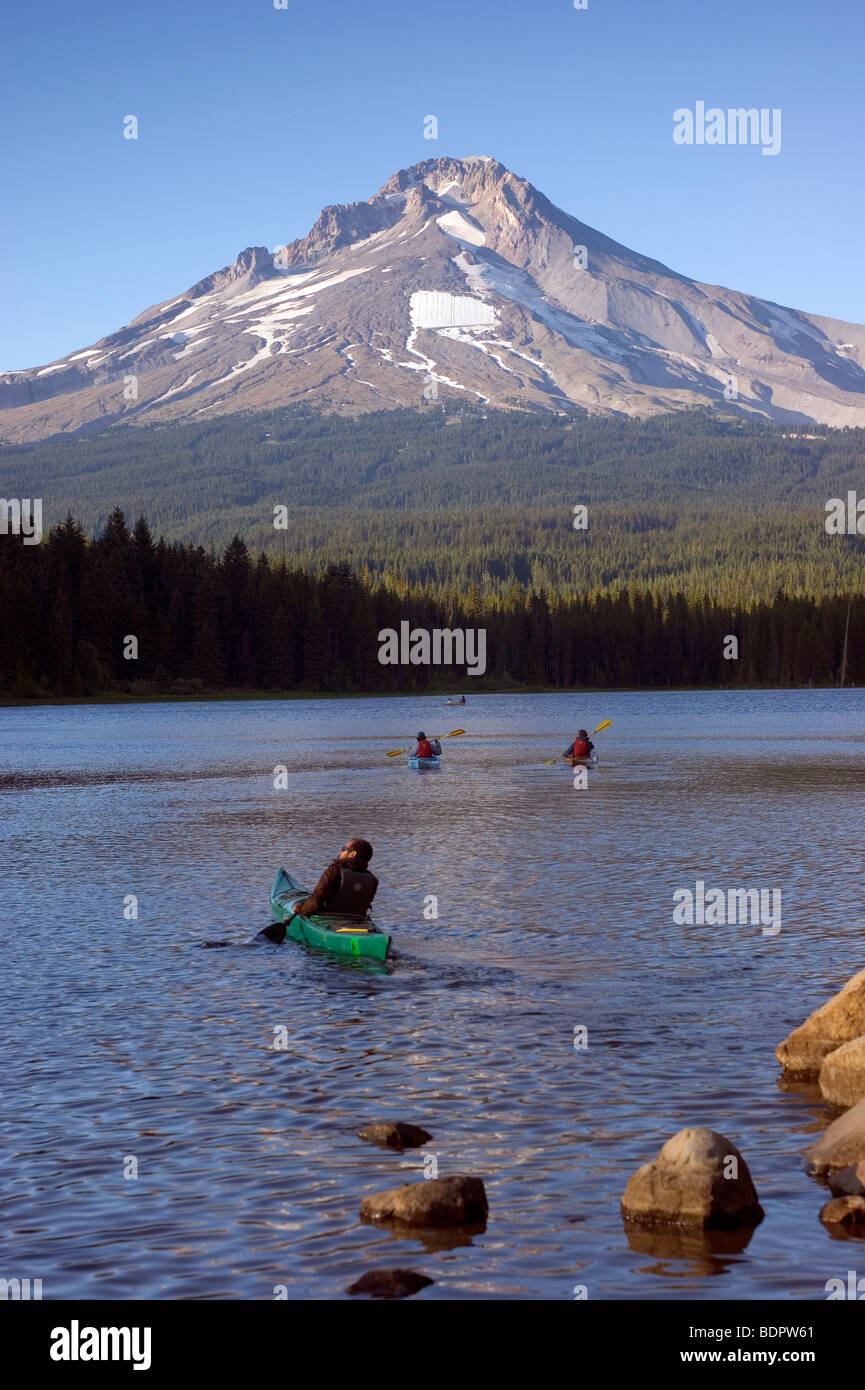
2 0 863 370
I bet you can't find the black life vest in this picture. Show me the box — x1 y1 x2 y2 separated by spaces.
325 865 377 917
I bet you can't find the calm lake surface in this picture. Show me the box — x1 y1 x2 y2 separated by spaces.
2 689 864 1301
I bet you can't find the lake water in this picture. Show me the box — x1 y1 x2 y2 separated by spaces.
1 689 864 1301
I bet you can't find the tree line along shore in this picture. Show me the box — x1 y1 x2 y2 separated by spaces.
0 509 861 700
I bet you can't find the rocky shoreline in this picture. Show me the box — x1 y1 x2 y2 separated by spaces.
347 970 865 1296
619 968 865 1241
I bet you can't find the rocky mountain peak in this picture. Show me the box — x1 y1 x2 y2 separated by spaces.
2 155 864 441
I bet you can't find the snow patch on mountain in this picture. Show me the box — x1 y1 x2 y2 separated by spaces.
169 294 219 324
759 303 826 347
173 337 211 360
435 180 471 205
410 291 497 329
650 291 715 354
437 210 486 246
408 218 436 241
437 328 518 378
118 339 157 360
439 327 561 388
221 269 362 321
453 251 626 362
397 317 492 405
150 371 201 404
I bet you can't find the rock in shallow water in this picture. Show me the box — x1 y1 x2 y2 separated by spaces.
357 1121 432 1150
819 1196 865 1227
346 1268 434 1298
827 1159 865 1198
776 968 865 1077
621 1128 764 1229
819 1036 865 1108
360 1175 488 1228
804 1095 865 1174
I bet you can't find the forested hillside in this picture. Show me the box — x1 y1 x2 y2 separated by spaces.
3 406 864 602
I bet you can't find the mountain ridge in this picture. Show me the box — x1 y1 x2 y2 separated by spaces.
3 155 865 441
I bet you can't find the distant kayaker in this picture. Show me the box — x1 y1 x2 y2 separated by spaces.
564 729 595 760
293 838 378 918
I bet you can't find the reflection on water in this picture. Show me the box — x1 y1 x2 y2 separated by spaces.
1 689 863 1299
624 1223 758 1279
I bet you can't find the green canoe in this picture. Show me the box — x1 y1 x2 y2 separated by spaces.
269 868 391 961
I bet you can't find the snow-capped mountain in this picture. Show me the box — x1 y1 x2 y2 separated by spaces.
3 155 865 441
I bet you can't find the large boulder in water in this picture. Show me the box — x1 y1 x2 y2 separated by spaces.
357 1121 432 1150
346 1268 433 1298
360 1175 488 1228
776 969 865 1077
819 1036 865 1108
804 1095 865 1174
621 1128 764 1229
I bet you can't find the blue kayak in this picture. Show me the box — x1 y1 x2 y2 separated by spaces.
408 755 441 769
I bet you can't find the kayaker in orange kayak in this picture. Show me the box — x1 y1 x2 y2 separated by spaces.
294 838 378 917
563 728 595 760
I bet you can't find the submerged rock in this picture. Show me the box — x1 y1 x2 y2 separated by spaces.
776 969 865 1077
346 1268 433 1298
804 1096 865 1174
819 1036 865 1109
621 1128 764 1229
360 1175 488 1228
357 1121 432 1150
827 1160 865 1198
819 1196 865 1227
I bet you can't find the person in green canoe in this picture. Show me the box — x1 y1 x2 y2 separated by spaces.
293 838 378 918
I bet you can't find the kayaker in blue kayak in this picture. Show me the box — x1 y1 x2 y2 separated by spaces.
413 732 441 758
293 838 378 918
563 729 595 760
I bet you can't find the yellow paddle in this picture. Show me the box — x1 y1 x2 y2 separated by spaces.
386 728 465 757
544 718 612 765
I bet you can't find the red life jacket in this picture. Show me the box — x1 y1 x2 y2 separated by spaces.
572 737 590 758
416 738 433 759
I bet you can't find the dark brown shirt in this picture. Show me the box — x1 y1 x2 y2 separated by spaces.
295 860 378 916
